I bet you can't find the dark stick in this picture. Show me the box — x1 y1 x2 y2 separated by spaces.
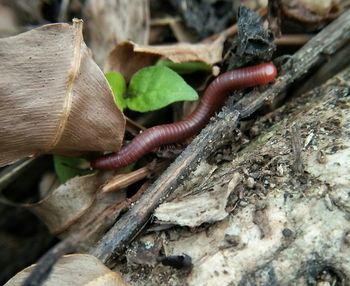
89 10 350 266
89 110 240 264
21 236 77 286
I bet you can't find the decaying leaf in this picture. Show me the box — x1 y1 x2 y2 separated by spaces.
154 173 240 227
0 19 125 167
27 174 102 235
133 36 225 64
83 0 150 67
4 254 130 286
105 36 225 81
280 0 350 27
20 171 127 252
26 172 125 240
104 41 159 82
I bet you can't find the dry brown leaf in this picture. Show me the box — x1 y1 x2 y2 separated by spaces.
27 174 102 234
4 254 130 286
83 0 150 67
25 172 126 250
105 36 225 81
57 180 126 251
0 19 125 167
133 36 225 63
280 0 350 27
105 41 159 82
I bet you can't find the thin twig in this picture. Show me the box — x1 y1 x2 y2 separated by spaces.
0 158 35 192
101 160 169 193
275 34 313 46
125 116 146 136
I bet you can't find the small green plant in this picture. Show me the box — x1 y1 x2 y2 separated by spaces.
53 155 91 183
107 65 199 113
54 62 206 181
156 59 212 74
105 71 127 110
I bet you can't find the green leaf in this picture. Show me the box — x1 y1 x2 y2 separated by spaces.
105 71 127 110
53 155 90 183
156 59 212 74
126 66 198 112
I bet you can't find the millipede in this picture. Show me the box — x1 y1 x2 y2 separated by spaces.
91 62 277 170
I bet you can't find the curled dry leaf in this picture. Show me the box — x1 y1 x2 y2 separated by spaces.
4 254 130 286
133 36 226 63
0 19 125 167
105 41 159 82
27 174 102 235
25 172 126 251
105 36 226 81
280 0 350 27
83 0 150 67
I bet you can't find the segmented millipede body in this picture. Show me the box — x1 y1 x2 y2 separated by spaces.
91 62 277 170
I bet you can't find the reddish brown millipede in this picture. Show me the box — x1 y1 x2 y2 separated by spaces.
91 62 277 170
